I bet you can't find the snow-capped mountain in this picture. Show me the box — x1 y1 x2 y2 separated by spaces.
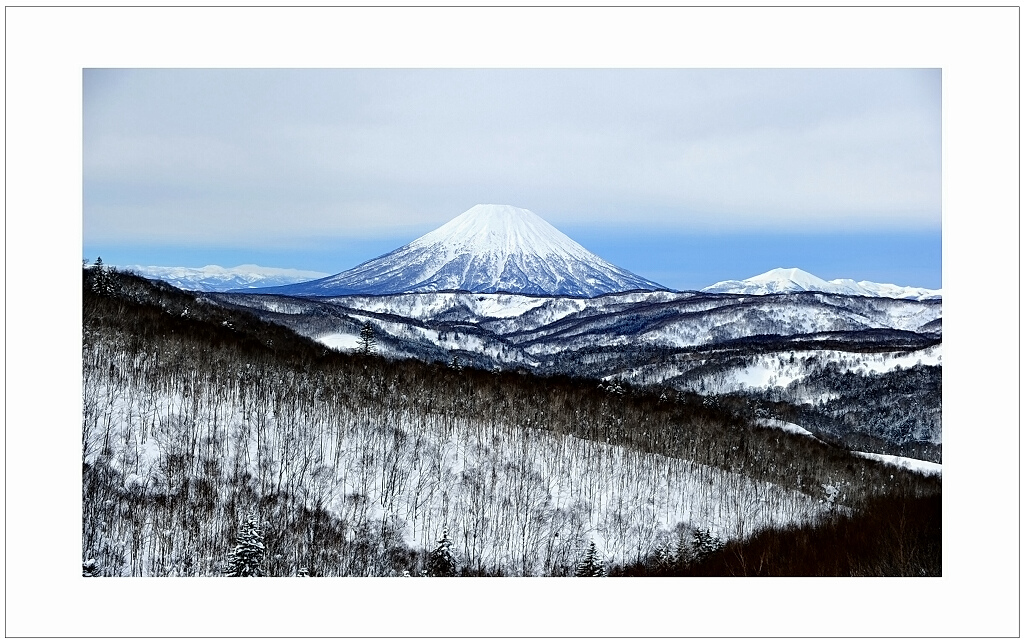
257 204 667 298
121 264 329 292
702 268 941 300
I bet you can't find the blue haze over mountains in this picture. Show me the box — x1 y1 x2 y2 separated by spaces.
123 204 938 299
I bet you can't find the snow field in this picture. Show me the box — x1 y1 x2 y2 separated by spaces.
755 418 818 439
851 343 942 375
853 452 942 477
316 332 361 351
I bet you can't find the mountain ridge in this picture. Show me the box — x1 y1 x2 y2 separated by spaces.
702 267 941 300
121 263 329 292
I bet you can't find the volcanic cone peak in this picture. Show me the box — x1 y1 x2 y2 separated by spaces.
260 204 668 297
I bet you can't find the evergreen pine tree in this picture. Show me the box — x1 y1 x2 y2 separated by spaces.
226 511 266 577
82 558 99 577
691 528 722 564
91 256 113 295
426 529 458 577
652 545 671 571
575 541 605 577
357 322 377 355
673 529 689 566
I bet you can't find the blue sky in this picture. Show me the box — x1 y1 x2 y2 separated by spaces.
84 68 942 289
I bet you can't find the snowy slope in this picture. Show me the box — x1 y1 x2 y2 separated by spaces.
123 264 329 292
210 290 942 414
259 204 667 297
702 268 941 300
213 290 941 363
853 451 942 476
624 343 943 399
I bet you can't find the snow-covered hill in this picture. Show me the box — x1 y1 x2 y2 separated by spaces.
122 264 329 292
702 268 941 300
256 204 667 297
211 289 942 377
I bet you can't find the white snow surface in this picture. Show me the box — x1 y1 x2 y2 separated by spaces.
733 364 802 389
851 344 943 375
123 264 329 292
755 418 818 438
262 204 667 297
702 267 941 300
413 204 596 259
316 332 361 351
853 451 942 476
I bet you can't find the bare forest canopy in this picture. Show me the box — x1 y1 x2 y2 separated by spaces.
82 267 940 577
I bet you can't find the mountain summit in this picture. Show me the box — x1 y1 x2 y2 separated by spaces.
262 204 667 297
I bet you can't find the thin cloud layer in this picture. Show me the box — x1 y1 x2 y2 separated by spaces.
84 69 941 247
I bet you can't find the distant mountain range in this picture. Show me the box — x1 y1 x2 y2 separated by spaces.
120 264 329 292
701 267 941 301
119 207 939 300
124 261 941 302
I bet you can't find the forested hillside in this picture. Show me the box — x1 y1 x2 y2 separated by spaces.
83 267 940 576
210 288 943 462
